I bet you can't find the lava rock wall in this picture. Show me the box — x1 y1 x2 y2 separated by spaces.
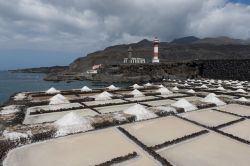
198 59 250 81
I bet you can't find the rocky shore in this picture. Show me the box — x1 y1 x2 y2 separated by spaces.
44 59 250 82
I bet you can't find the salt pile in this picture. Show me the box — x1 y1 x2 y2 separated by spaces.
132 84 143 89
210 80 215 83
201 93 226 106
187 89 195 93
3 130 29 140
144 83 152 87
46 87 60 94
156 87 172 95
171 99 197 112
200 84 208 89
184 83 189 86
130 89 144 97
107 85 119 90
155 106 177 113
158 84 165 88
113 112 127 121
49 94 70 105
235 85 244 89
54 112 93 137
94 91 113 101
123 104 157 121
235 97 249 102
235 89 247 93
0 105 20 115
81 86 92 92
14 93 26 101
172 86 179 91
217 86 225 91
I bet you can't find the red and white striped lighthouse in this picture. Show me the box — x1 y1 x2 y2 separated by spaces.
152 37 160 63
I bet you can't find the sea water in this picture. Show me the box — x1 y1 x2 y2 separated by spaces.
0 71 129 105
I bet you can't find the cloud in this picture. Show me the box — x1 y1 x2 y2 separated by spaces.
0 0 250 55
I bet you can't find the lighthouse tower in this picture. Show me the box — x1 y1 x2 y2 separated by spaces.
152 37 160 63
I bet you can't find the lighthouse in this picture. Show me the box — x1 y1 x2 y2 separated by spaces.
152 37 160 63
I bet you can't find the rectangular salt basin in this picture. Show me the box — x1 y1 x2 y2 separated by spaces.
180 109 240 127
32 94 78 101
125 96 158 102
157 93 188 98
78 92 100 97
182 96 203 102
82 99 126 106
157 133 250 166
221 120 250 141
141 99 175 107
4 128 158 166
23 108 98 124
95 103 137 114
26 103 83 114
123 116 203 147
218 104 250 116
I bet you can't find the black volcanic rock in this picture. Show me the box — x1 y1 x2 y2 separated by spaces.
42 36 250 82
68 38 250 73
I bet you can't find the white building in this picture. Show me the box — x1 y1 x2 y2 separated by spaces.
124 57 146 64
123 46 146 64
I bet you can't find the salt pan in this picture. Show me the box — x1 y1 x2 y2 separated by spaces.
171 99 197 112
235 89 247 93
217 86 225 91
3 130 29 140
235 97 249 102
94 91 113 101
155 106 177 113
107 85 119 90
123 104 157 121
54 112 93 137
200 85 208 89
201 93 226 106
132 84 143 89
49 94 70 105
158 84 165 88
0 105 20 115
81 86 92 92
156 87 172 95
14 93 26 101
187 89 195 93
130 89 144 97
144 83 152 87
172 86 179 91
46 87 60 94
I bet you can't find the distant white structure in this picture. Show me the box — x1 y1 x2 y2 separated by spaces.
152 37 160 63
123 58 146 64
86 64 102 74
123 46 146 64
86 70 97 74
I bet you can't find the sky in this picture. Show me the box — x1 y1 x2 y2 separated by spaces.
0 0 250 70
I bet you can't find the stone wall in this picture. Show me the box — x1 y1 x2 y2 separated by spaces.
198 59 250 81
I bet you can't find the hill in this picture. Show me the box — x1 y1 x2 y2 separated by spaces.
68 36 250 73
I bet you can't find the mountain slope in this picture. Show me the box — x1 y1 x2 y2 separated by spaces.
68 37 250 73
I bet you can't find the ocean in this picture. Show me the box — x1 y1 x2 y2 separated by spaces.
0 71 129 105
